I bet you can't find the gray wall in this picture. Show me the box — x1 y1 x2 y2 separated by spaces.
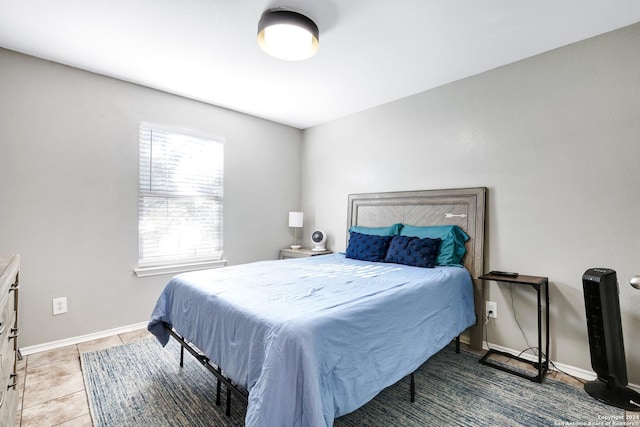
0 49 303 347
2 22 640 384
302 23 640 383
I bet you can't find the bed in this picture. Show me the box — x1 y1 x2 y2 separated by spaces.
148 187 486 427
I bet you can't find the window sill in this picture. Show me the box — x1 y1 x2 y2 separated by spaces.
134 259 228 278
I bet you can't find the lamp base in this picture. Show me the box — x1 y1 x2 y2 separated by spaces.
290 245 301 250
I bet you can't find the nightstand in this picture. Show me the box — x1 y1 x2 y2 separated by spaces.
280 248 331 259
478 272 549 383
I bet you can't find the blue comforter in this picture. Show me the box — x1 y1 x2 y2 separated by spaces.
148 253 475 427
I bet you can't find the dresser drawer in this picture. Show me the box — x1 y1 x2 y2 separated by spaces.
0 256 17 354
0 256 18 427
0 311 16 387
0 257 18 298
0 311 15 427
0 384 17 427
0 293 14 346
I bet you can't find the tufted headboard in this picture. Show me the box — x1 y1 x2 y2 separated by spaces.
346 187 486 350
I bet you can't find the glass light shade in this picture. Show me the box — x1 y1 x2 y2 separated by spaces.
258 10 319 61
288 211 303 228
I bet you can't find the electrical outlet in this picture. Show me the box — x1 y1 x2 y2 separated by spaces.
486 301 497 319
53 297 68 315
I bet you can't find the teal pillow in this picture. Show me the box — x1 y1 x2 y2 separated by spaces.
348 223 402 236
400 225 469 267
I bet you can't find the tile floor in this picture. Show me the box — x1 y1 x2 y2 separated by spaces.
16 328 152 426
13 334 639 426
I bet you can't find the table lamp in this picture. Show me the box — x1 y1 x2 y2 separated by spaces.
288 212 303 249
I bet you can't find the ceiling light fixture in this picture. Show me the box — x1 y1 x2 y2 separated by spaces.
257 9 319 61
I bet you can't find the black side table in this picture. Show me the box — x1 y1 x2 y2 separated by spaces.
478 273 550 383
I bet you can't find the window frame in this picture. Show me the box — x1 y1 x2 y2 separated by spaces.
134 122 226 278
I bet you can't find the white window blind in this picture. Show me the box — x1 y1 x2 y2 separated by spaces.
138 124 224 268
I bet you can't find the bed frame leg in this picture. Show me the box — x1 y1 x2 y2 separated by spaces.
409 336 461 404
410 373 415 403
216 367 222 406
168 328 248 415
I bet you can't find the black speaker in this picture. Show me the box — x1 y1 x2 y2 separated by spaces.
582 268 640 410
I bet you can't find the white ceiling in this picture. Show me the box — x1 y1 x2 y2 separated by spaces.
1 1 640 129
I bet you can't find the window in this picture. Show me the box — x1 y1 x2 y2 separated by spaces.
135 123 225 277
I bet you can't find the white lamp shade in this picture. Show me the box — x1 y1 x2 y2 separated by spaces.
288 212 303 228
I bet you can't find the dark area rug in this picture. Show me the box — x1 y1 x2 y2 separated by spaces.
81 337 624 426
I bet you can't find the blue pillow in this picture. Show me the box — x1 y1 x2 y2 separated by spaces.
348 223 402 237
345 231 394 262
384 235 441 268
400 225 469 267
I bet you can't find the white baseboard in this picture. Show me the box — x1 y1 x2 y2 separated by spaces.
20 322 148 356
483 341 640 393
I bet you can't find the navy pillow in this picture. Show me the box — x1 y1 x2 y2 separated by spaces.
345 231 393 262
400 225 469 267
384 235 441 268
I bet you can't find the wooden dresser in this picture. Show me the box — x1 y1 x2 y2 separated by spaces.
0 255 19 426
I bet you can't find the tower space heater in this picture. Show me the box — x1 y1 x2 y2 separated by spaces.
582 268 640 410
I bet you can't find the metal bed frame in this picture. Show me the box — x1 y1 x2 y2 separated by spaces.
169 324 461 413
168 327 248 415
